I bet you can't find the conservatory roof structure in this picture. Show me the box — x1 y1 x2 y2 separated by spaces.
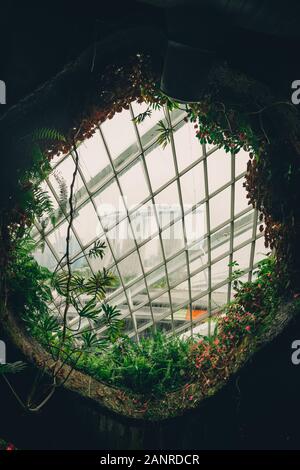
32 102 266 340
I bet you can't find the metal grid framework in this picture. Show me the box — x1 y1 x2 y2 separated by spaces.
33 101 267 340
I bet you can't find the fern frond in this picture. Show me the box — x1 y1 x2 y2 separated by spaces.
33 187 55 220
32 128 66 143
53 171 68 219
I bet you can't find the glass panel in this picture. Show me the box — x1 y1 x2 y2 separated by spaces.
211 289 226 313
110 290 128 310
48 156 85 212
233 212 254 248
130 202 158 243
180 161 205 209
101 108 138 163
211 256 230 288
253 236 269 265
72 202 101 247
93 180 126 230
150 292 170 319
233 243 251 271
48 221 80 260
192 293 208 311
190 269 208 297
118 158 149 210
189 246 208 275
235 177 249 213
166 252 187 287
146 265 168 298
171 280 189 309
211 224 230 259
191 300 210 336
122 315 137 336
154 181 182 229
131 101 164 140
235 148 249 176
209 187 231 230
77 130 112 189
126 278 148 309
145 143 175 193
106 217 135 260
154 315 173 334
136 317 154 333
184 205 206 247
70 252 91 277
33 243 57 271
207 147 231 194
173 122 202 172
161 219 185 259
174 320 192 336
139 235 163 273
117 251 143 286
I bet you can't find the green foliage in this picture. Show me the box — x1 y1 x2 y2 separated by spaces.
100 304 124 341
16 127 67 227
190 256 286 381
80 330 108 352
88 240 106 259
7 235 53 321
228 260 245 290
142 86 181 112
132 106 152 124
77 298 99 320
31 128 66 143
77 332 193 395
73 255 287 396
234 256 281 315
26 309 61 347
84 269 115 300
156 120 174 149
53 171 68 220
0 362 26 375
32 187 54 220
6 229 122 365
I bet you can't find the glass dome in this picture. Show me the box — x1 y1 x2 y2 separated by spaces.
32 101 266 340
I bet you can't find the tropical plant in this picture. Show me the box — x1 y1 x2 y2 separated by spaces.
76 332 193 395
2 128 124 412
156 120 174 149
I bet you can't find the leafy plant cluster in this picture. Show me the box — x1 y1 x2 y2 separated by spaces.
4 204 123 411
189 257 285 390
8 235 123 359
75 332 193 395
61 257 284 397
12 222 286 399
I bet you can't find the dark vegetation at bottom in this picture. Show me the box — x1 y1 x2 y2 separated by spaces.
1 311 300 450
